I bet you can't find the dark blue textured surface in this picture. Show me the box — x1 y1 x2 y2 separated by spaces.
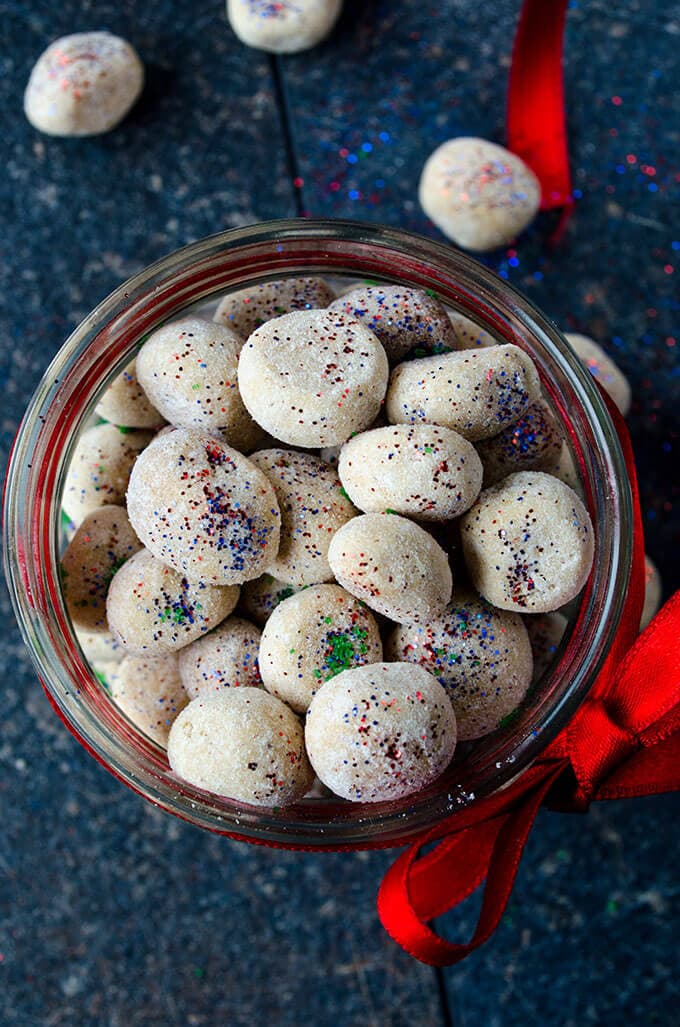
1 2 678 1024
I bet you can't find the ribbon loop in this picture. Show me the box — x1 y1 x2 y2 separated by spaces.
377 764 566 967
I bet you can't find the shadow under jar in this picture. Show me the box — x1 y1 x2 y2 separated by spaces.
3 219 632 848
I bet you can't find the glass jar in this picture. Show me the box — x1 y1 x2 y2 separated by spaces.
3 219 632 848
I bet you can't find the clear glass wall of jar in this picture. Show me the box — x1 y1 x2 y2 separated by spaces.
3 220 632 848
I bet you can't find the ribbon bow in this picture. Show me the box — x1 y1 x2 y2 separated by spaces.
378 398 680 965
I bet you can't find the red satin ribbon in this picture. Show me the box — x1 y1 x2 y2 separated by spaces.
507 0 573 238
378 395 680 966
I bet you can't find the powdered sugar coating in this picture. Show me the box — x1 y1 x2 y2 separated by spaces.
61 505 142 631
237 309 389 447
239 574 304 627
226 0 342 55
76 627 125 665
565 333 632 416
258 584 383 713
305 662 457 802
385 591 533 739
178 616 262 698
214 276 335 337
641 555 662 632
168 688 314 805
476 399 563 487
338 423 482 521
524 611 568 683
419 137 540 252
95 358 164 428
544 440 582 494
24 31 144 137
328 512 452 624
328 285 457 362
461 471 594 612
136 317 263 450
110 652 189 747
386 344 541 442
126 428 281 586
249 448 357 585
63 423 154 524
107 548 239 654
447 310 497 349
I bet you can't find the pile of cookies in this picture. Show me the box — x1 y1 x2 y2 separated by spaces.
61 275 601 808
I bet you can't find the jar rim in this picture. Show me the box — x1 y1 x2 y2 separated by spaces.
3 218 632 847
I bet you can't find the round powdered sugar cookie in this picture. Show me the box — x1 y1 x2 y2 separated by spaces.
136 317 263 450
95 358 164 428
338 423 482 521
24 32 144 137
328 285 457 362
461 471 594 613
640 555 662 632
107 548 239 654
447 310 498 349
126 428 281 586
419 137 540 252
214 277 335 338
249 448 357 586
476 399 563 487
565 333 632 416
305 663 457 802
61 505 142 632
226 0 342 55
238 309 389 447
328 512 452 624
110 653 189 747
63 423 154 525
386 344 541 442
168 688 314 805
178 616 262 698
239 574 304 627
524 611 568 683
258 584 382 713
75 627 125 666
385 590 533 740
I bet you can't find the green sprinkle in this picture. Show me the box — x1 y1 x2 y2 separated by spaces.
324 616 332 624
289 648 296 654
321 631 369 680
339 486 351 502
94 670 111 693
384 508 398 515
499 708 521 729
423 446 434 454
102 555 129 590
425 288 438 299
191 383 201 391
116 426 134 434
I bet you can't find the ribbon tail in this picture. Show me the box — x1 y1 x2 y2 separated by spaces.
377 763 564 966
507 0 572 212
